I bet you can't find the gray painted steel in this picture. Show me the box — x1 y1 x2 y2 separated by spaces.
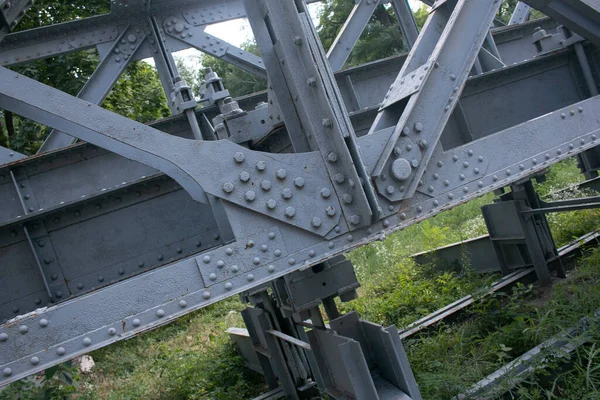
2 0 600 395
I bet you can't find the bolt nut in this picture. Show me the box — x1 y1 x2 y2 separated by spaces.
294 177 305 188
284 206 296 218
245 191 256 202
239 171 250 182
222 182 234 193
334 173 345 184
256 161 266 171
327 152 338 163
342 194 353 204
281 188 293 199
276 169 287 180
326 206 336 216
321 188 331 198
233 152 245 163
267 199 277 209
260 180 272 191
311 217 322 228
349 214 360 225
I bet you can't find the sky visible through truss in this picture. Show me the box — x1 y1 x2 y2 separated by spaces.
170 0 425 71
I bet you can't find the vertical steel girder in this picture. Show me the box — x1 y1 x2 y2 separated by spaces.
368 0 503 202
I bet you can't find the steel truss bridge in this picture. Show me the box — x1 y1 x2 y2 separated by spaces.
2 0 600 398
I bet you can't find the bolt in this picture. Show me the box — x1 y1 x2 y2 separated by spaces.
233 152 245 163
327 152 338 163
349 215 360 225
222 182 234 193
239 171 250 182
285 207 296 218
342 194 353 204
260 180 272 191
245 191 256 202
267 199 277 209
256 161 266 171
326 206 336 216
418 140 427 149
386 185 395 194
321 188 331 198
390 158 412 181
281 188 293 199
276 169 287 180
414 122 423 132
294 177 305 188
311 217 322 228
334 173 345 184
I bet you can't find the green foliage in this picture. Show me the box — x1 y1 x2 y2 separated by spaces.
0 362 79 400
0 0 170 155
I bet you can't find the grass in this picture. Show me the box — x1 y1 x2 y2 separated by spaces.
3 158 600 399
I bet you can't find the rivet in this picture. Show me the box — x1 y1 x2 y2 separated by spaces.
2 368 12 377
203 291 211 299
557 149 562 155
274 249 282 257
459 174 465 180
545 154 551 160
39 319 49 328
0 333 8 342
570 110 575 116
569 143 574 150
139 262 145 268
245 191 256 202
463 187 469 193
493 175 498 182
56 347 66 356
561 113 566 119
30 357 40 365
347 235 354 242
312 217 322 228
78 283 84 290
239 171 250 182
83 337 92 346
132 319 141 327
474 168 480 174
156 309 165 318
414 122 423 132
308 250 316 258
268 265 276 273
400 213 407 220
427 186 434 193
417 206 423 213
342 194 353 204
108 328 116 336
179 300 187 308
19 325 28 334
448 193 454 200
98 276 104 282
234 152 245 163
453 155 458 162
519 164 525 170
386 185 395 194
231 265 239 273
222 182 234 193
55 291 63 298
261 180 272 191
256 161 266 171
276 169 287 180
268 232 276 240
450 74 456 81
253 257 261 265
382 219 390 227
307 77 317 87
433 200 439 206
35 298 41 305
321 188 331 198
444 180 450 186
328 242 335 249
209 273 217 281
506 169 511 176
118 268 125 275
335 226 341 233
285 207 296 218
294 177 305 188
579 107 583 113
216 260 225 269
225 282 233 290
226 248 233 256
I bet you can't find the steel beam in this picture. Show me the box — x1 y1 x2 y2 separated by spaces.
0 146 24 165
509 2 531 25
524 0 600 46
38 24 148 153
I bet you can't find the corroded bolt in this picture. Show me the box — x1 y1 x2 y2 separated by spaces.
239 171 250 182
326 206 336 217
222 182 234 193
312 217 322 228
321 188 331 198
391 158 412 181
276 169 287 180
245 191 256 202
233 152 245 163
285 206 296 218
260 180 272 191
281 188 293 199
294 177 305 188
327 152 338 163
267 199 277 209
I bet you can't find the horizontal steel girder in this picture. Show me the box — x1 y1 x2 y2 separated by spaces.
2 92 600 384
